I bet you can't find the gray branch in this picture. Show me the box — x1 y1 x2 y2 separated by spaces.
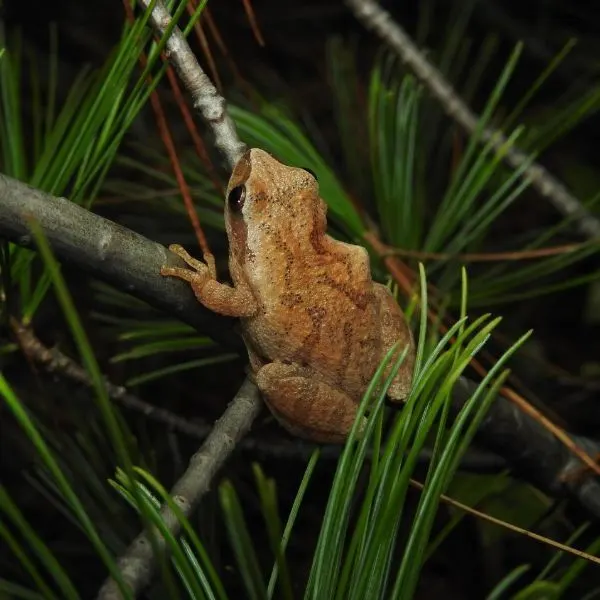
346 0 600 239
453 378 600 519
97 378 262 600
138 0 247 169
0 173 242 352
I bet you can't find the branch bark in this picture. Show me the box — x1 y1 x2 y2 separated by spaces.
10 319 231 439
0 173 242 353
453 378 600 519
346 0 600 240
138 0 246 169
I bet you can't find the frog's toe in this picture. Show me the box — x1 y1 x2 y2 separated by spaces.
167 244 207 272
160 265 194 281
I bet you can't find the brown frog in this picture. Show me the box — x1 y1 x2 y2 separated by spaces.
161 148 415 443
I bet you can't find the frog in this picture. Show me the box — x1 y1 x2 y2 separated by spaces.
161 148 415 443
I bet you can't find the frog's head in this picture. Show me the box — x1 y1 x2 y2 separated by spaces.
225 148 326 260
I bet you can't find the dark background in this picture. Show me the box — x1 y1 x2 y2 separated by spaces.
2 1 600 598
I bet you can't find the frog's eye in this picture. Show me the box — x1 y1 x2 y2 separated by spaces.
227 185 246 212
302 167 317 180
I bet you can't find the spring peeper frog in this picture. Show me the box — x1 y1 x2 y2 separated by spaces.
161 148 414 443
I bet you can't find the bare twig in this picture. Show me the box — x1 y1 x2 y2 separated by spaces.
10 317 509 471
138 0 246 169
345 0 600 239
97 378 262 600
11 318 222 439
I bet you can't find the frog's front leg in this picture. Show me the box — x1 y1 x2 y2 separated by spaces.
256 361 365 444
161 244 258 318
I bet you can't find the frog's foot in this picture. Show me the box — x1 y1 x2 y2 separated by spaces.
256 361 365 444
161 244 216 280
162 244 258 318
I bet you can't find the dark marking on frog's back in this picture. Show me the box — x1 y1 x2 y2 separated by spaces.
280 292 303 308
296 305 327 359
309 208 327 255
315 273 371 310
338 321 354 384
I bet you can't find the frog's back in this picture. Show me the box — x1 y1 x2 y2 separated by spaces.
243 236 384 399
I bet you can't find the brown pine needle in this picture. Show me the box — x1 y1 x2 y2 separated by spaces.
165 63 224 196
241 0 266 47
150 73 213 262
383 242 589 263
410 479 600 567
122 0 217 263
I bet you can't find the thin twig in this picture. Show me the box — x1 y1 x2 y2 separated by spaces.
10 318 218 439
346 0 600 239
97 378 262 600
9 317 509 471
138 0 246 169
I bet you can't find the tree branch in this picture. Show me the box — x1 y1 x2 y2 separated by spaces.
3 172 600 593
138 0 247 169
0 173 243 353
11 316 509 470
10 318 227 439
345 0 600 239
97 378 262 600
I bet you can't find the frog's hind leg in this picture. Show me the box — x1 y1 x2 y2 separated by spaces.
256 361 365 444
373 283 415 403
